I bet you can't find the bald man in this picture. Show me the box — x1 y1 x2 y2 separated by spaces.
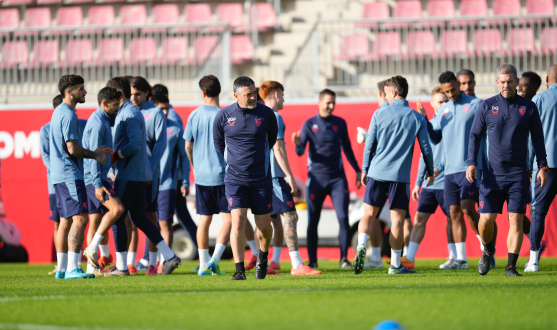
526 65 557 272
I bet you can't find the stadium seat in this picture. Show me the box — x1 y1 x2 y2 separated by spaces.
439 30 468 58
143 4 179 33
61 39 93 67
37 0 62 4
0 9 20 35
505 28 536 56
112 5 146 33
83 6 115 34
369 31 401 59
15 7 50 36
65 0 94 3
215 3 245 32
31 40 59 68
2 0 33 5
250 3 276 31
1 41 28 69
335 34 370 61
96 38 124 65
184 4 211 24
541 27 557 55
54 7 83 33
192 36 221 64
456 0 487 25
473 29 502 56
489 0 521 24
96 0 125 3
231 35 254 64
526 0 555 14
406 31 436 58
126 37 157 65
388 0 422 27
424 0 455 26
158 37 188 65
357 2 390 29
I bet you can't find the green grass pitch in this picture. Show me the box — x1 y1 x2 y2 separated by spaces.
1 258 556 330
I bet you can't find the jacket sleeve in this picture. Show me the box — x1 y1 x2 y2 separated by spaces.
341 120 361 173
87 121 104 189
177 127 191 188
150 110 168 172
295 121 309 156
425 117 442 144
118 116 142 158
467 101 487 167
362 115 378 175
39 126 50 169
213 111 226 156
529 103 548 169
267 111 278 150
415 154 426 187
417 117 434 175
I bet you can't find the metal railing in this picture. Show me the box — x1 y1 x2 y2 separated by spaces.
285 14 557 99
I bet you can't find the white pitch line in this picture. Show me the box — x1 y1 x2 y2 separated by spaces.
0 323 161 330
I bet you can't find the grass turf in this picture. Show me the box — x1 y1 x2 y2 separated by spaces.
0 258 556 330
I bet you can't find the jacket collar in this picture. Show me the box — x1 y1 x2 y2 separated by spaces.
391 99 409 107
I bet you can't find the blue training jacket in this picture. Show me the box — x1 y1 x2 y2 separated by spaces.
415 116 445 190
159 117 190 191
295 113 361 176
39 122 54 194
468 93 547 182
49 103 84 184
363 99 434 183
140 100 167 181
82 107 113 189
113 100 152 182
213 102 278 187
530 83 557 170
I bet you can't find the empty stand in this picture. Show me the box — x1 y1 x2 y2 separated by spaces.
506 28 536 55
0 9 20 34
192 36 221 64
31 40 59 67
473 29 502 56
183 4 211 24
111 4 146 33
54 7 83 33
126 37 157 65
439 30 468 58
389 0 422 27
61 39 93 67
541 28 557 55
1 0 33 5
489 0 521 24
231 35 254 64
215 3 245 32
37 0 63 4
335 34 369 61
370 32 401 59
357 2 390 28
250 3 276 31
66 0 95 3
159 37 188 65
96 38 124 65
526 0 555 14
143 4 179 33
1 41 28 68
84 6 115 34
456 0 488 25
22 7 51 28
406 31 436 58
424 0 455 26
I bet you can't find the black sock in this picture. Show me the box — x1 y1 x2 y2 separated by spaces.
507 253 519 269
523 216 531 235
484 238 496 253
258 249 268 260
235 262 245 273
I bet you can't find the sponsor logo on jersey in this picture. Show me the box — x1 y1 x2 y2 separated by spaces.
255 118 262 126
145 113 152 121
82 202 88 210
332 125 338 132
519 107 526 116
227 117 236 126
480 201 484 209
312 124 318 132
463 106 470 113
287 201 294 208
167 128 173 136
267 203 272 209
228 198 233 206
492 106 499 115
443 108 449 117
468 191 475 196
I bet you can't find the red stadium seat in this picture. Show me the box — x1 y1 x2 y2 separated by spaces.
96 38 123 65
126 37 157 65
37 0 62 4
65 0 94 3
335 34 370 61
541 28 557 55
15 7 50 36
457 0 487 25
250 3 276 31
357 2 390 28
0 9 20 34
388 0 421 27
54 7 83 33
406 31 436 58
231 35 254 64
192 36 221 64
425 0 455 26
216 3 245 32
369 32 401 59
439 30 468 58
2 0 33 5
61 39 93 67
82 6 114 34
489 0 521 24
526 0 554 14
158 37 188 65
506 28 536 56
473 29 502 56
96 0 125 3
184 4 211 24
31 40 59 68
1 41 28 69
143 4 179 33
112 5 146 33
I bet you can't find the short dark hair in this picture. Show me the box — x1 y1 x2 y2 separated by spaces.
319 89 336 100
457 69 475 80
97 87 122 106
58 74 84 96
106 77 131 99
384 76 409 98
53 95 63 109
438 71 458 85
522 71 542 91
233 76 255 93
152 94 169 106
199 75 221 97
255 88 264 103
124 76 134 84
377 79 388 92
153 84 169 96
130 76 152 100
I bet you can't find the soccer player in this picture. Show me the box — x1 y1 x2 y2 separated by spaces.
457 69 476 97
260 80 321 276
107 76 180 276
82 87 126 277
526 65 557 272
185 75 232 276
405 87 454 269
518 71 542 101
50 75 111 279
353 75 435 275
467 64 548 277
40 95 63 275
418 71 483 270
292 89 362 268
127 76 167 273
213 76 278 280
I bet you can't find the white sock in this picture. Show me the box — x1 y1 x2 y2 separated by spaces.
56 253 67 272
212 243 226 263
448 243 456 260
403 246 408 257
89 233 104 252
99 244 110 257
391 249 402 268
156 241 175 260
476 235 484 251
455 242 467 261
525 232 531 239
529 249 540 265
116 252 128 271
127 252 136 266
157 251 162 264
199 249 210 270
140 258 149 267
271 246 282 265
289 251 303 269
86 262 95 273
149 252 158 267
371 247 381 262
247 240 257 255
159 253 165 264
406 242 419 262
67 252 78 273
357 233 368 247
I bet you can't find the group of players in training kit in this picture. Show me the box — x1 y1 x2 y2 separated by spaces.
41 62 557 280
